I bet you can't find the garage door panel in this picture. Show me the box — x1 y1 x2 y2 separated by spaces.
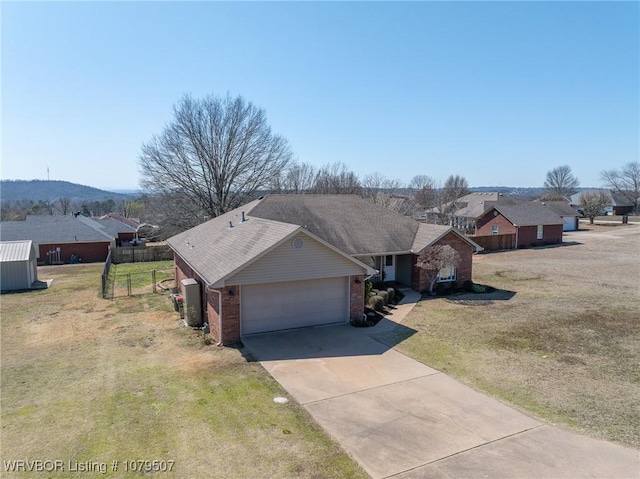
242 277 348 335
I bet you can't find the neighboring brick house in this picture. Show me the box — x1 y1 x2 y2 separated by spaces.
167 195 482 344
422 191 524 232
474 204 564 251
0 215 136 264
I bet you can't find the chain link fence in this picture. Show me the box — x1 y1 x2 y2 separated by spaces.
103 265 175 299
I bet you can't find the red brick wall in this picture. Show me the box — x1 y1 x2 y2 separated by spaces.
475 212 516 237
517 224 563 247
206 290 222 344
349 275 365 321
204 286 241 345
174 253 199 286
434 234 472 284
220 285 241 344
39 242 110 264
411 232 474 292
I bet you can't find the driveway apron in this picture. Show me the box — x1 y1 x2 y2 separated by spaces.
242 312 639 479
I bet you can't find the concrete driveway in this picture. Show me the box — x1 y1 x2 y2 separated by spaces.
243 319 639 478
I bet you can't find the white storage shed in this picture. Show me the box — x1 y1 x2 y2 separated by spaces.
0 240 38 292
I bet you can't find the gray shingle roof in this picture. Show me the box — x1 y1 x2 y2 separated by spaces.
168 195 483 284
93 218 137 236
451 192 524 218
538 201 580 217
492 204 564 226
247 195 419 255
166 208 301 285
0 240 34 262
1 216 114 243
570 190 634 207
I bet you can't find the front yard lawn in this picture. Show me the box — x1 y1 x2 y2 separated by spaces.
1 264 367 478
373 224 640 448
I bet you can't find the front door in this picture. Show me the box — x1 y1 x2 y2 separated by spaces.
383 255 395 281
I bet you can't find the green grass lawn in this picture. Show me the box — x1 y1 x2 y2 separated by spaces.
1 264 367 479
107 260 175 296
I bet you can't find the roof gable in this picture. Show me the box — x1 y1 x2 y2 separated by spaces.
166 205 374 286
223 232 372 287
412 223 483 253
247 194 419 255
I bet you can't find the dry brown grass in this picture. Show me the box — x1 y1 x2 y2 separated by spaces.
1 264 367 479
380 223 640 448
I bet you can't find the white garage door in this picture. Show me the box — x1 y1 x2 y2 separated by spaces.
563 216 576 231
241 277 348 335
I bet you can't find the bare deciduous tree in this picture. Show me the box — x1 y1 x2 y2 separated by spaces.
544 165 579 198
56 197 71 215
311 162 361 194
138 94 293 229
360 172 410 214
442 174 470 203
579 191 610 224
410 175 438 210
415 244 460 294
410 174 468 225
276 161 317 193
601 162 640 213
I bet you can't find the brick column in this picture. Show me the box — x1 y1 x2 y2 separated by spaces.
220 285 241 344
349 275 365 321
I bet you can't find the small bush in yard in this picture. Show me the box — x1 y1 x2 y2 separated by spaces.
378 290 389 305
365 281 373 297
472 283 487 293
368 295 385 312
386 288 395 302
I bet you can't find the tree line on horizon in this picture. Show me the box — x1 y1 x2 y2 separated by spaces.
2 93 638 235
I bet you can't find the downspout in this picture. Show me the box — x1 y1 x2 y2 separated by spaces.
515 226 519 249
207 287 223 346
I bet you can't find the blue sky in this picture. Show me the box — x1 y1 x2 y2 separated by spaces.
2 1 638 191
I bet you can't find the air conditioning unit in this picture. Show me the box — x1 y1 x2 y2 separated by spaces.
181 278 203 327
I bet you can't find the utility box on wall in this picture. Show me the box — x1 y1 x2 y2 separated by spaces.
181 278 203 327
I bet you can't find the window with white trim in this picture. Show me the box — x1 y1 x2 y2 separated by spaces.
437 266 457 283
491 224 499 235
537 225 543 240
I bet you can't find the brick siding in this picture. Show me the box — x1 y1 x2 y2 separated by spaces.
38 241 111 264
349 275 365 321
411 232 473 292
220 285 241 344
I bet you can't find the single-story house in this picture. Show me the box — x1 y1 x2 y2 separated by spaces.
0 240 38 292
167 194 482 344
474 203 564 250
570 190 635 216
0 215 135 264
536 201 580 231
423 192 524 232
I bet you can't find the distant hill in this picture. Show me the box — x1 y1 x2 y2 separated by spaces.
0 180 136 203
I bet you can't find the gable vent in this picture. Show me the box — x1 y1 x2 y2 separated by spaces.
292 237 304 250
